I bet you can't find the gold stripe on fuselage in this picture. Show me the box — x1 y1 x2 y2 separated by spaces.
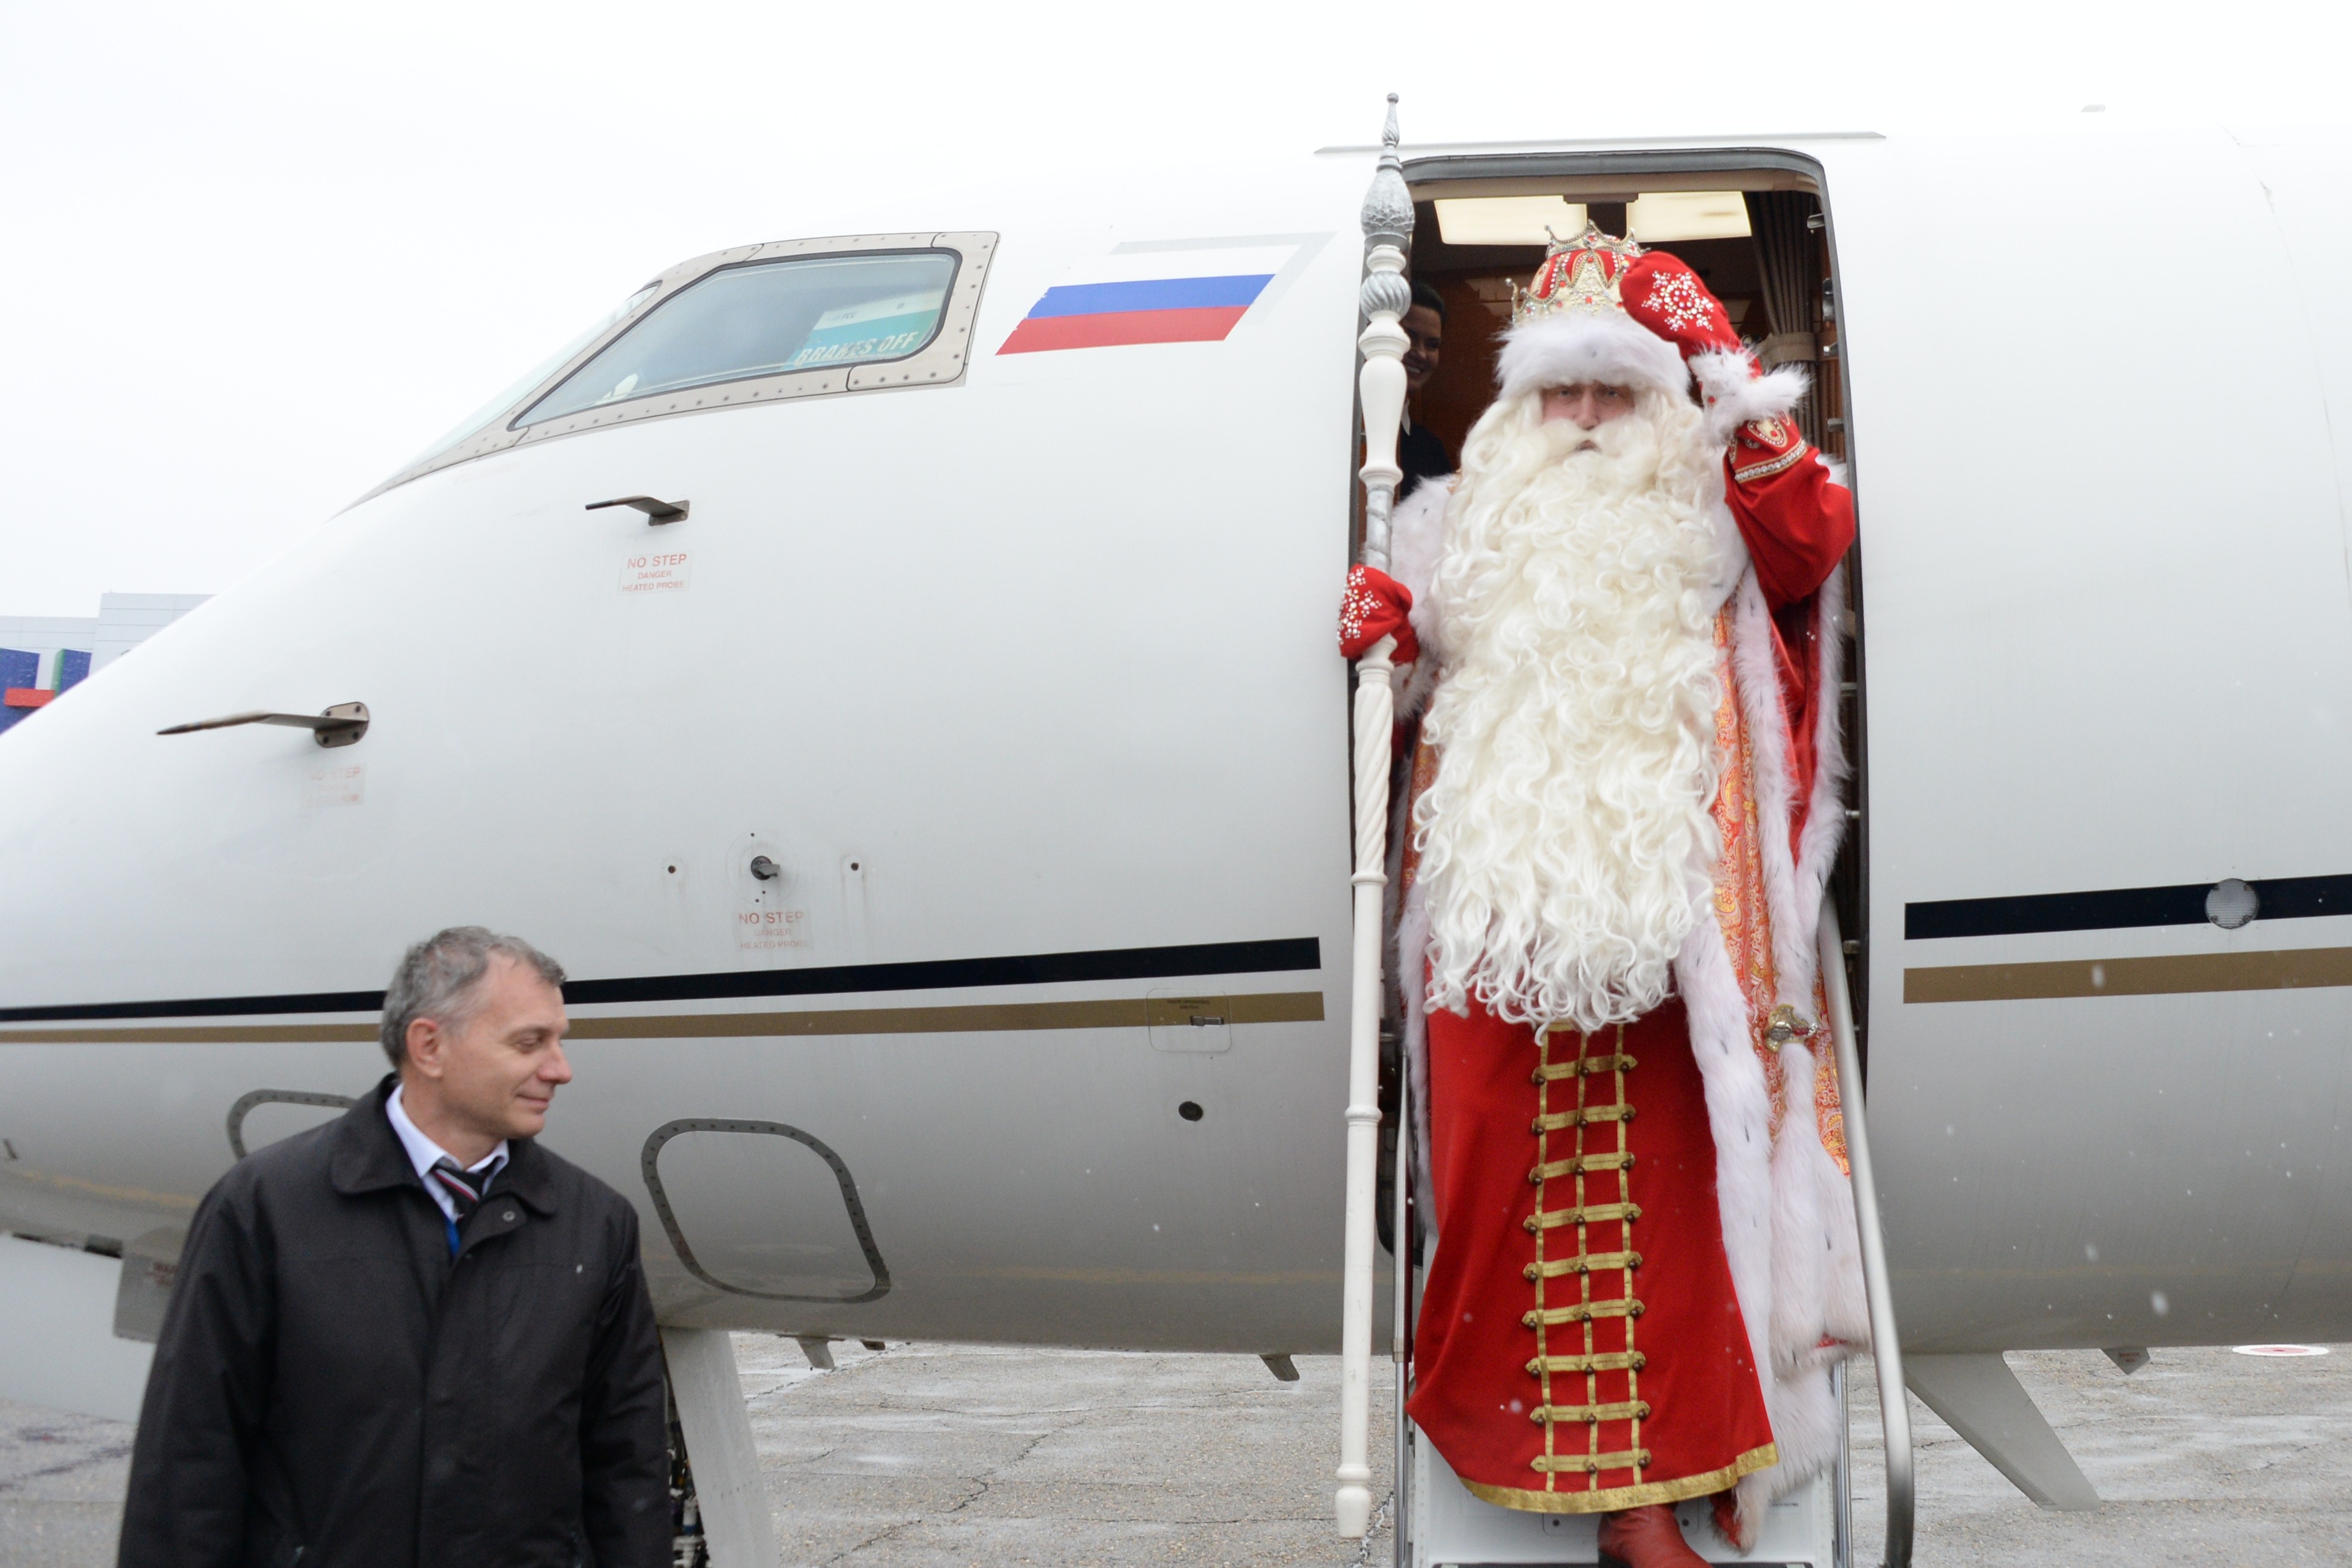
1904 947 2352 1003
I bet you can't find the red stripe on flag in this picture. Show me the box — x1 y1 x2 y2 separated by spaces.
998 305 1250 354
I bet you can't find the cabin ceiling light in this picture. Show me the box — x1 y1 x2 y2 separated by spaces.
1435 192 1754 246
1625 191 1752 242
1434 196 1587 247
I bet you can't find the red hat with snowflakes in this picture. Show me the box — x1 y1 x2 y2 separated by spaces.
1496 223 1809 443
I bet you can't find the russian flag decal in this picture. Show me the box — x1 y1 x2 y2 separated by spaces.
998 243 1299 354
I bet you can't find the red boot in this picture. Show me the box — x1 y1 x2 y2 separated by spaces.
1596 1504 1709 1568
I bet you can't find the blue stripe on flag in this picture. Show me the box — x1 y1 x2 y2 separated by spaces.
1027 274 1274 319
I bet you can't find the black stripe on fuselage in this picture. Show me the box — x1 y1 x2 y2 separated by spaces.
1906 876 2352 940
0 937 1323 1024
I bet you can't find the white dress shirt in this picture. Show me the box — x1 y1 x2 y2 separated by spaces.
386 1082 508 1224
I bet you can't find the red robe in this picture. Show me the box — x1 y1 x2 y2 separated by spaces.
1389 430 1858 1524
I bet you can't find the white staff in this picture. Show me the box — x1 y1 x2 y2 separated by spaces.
1336 92 1413 1543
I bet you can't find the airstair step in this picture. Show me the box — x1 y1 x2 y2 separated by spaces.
1410 1425 1839 1567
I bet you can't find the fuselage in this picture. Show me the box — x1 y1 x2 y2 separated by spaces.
6 123 2352 1358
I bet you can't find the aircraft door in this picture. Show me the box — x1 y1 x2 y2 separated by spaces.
1824 126 2352 1348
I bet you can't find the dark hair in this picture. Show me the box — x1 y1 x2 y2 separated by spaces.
1409 280 1446 320
381 926 566 1066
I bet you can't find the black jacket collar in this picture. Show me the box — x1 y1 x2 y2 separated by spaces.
329 1073 559 1215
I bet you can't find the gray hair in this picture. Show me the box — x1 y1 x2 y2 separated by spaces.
381 926 566 1067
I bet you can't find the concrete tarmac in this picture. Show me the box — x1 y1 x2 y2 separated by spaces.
4 1339 2345 1566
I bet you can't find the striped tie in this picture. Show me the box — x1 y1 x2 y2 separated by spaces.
428 1157 490 1221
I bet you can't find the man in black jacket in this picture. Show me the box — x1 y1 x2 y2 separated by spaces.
119 928 671 1568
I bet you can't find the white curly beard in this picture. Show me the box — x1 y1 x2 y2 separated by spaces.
1415 389 1727 1033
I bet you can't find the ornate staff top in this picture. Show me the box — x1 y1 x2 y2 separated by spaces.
1356 93 1415 573
1360 94 1413 254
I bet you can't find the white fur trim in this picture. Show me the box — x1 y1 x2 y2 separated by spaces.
1387 476 1451 608
1794 565 1852 963
1733 1364 1843 1543
1798 561 1866 1362
1494 312 1688 403
1689 349 1810 446
1386 476 1451 720
1707 497 1749 611
1672 867 1777 1410
1718 564 1866 1524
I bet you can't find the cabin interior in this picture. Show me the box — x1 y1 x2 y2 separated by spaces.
1402 170 1845 465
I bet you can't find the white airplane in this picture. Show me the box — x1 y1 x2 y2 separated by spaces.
4 108 2351 1566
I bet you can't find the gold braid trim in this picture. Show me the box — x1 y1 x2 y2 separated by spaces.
1534 1054 1636 1081
1525 1202 1640 1232
1530 1151 1635 1181
1526 1350 1645 1374
1531 1401 1650 1425
1524 1251 1641 1280
1460 1443 1780 1516
1533 1105 1633 1132
1523 1299 1641 1326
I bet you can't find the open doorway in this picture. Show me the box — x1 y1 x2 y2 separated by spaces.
1397 153 1868 1031
1403 163 1845 471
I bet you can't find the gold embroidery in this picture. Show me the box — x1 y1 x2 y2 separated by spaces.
1467 1443 1778 1514
1732 441 1810 484
1704 604 1853 1168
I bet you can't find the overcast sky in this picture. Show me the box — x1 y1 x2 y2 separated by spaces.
3 0 2343 617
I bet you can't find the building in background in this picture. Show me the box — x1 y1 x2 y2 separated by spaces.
0 594 209 735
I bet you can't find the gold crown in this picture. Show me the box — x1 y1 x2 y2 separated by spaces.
1510 222 1646 326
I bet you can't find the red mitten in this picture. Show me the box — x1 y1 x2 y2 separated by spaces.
1337 564 1418 664
1621 251 1742 363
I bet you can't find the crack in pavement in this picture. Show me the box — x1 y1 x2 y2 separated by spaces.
808 1427 1070 1560
816 1515 923 1566
770 1444 840 1472
941 1426 1060 1517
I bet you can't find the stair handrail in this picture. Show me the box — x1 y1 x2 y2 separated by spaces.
1817 897 1913 1568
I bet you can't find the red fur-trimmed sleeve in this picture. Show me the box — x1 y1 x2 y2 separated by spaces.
1724 432 1853 611
1722 422 1853 838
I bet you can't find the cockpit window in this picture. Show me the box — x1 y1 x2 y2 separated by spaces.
397 284 659 472
353 231 995 506
514 251 958 429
